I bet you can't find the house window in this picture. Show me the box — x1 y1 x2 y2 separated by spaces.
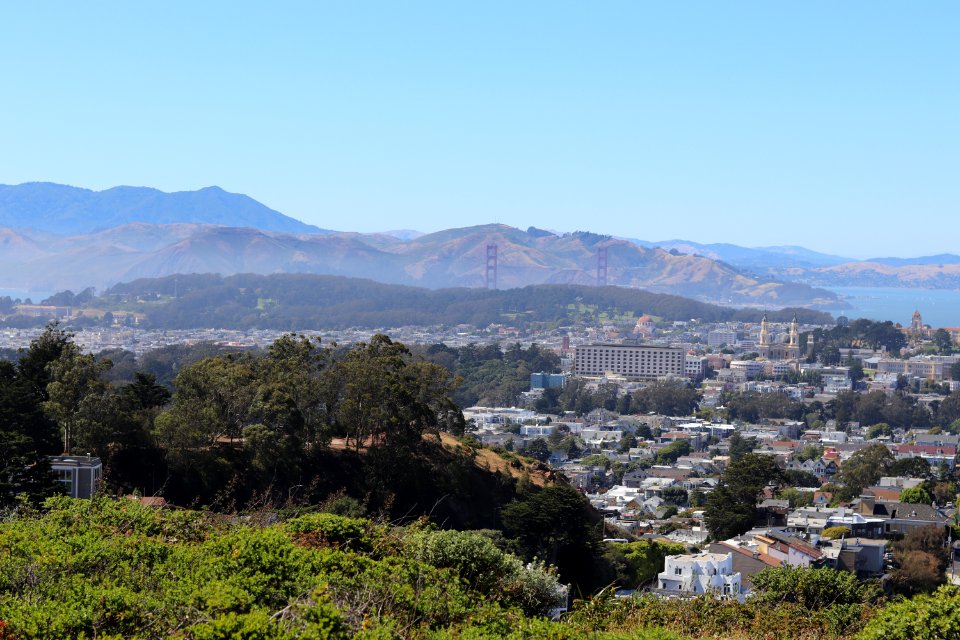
55 468 74 496
674 567 682 575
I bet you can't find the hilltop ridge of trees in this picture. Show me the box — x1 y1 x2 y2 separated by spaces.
0 326 622 596
94 273 833 330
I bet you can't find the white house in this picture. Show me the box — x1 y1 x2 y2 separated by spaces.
657 553 742 598
520 424 556 437
581 428 623 448
49 455 102 499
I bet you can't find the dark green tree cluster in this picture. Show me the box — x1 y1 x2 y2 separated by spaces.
39 287 96 307
721 391 805 423
501 483 604 588
534 379 622 416
834 443 894 500
1 326 178 503
804 319 907 360
726 432 759 462
655 440 692 464
151 334 465 504
933 389 960 430
827 390 931 431
534 378 699 418
704 453 783 540
632 380 700 416
99 273 834 331
414 341 561 408
5 326 624 594
0 327 71 507
599 539 688 588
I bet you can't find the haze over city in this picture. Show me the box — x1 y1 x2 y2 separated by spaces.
2 2 957 257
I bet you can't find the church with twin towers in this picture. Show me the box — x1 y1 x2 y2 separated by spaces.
758 315 801 361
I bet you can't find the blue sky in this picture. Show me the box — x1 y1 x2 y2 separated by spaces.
1 2 956 257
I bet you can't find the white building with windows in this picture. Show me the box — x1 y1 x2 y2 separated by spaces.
657 553 742 598
729 360 765 380
575 343 684 379
49 455 102 499
684 355 708 379
707 330 737 348
520 424 556 437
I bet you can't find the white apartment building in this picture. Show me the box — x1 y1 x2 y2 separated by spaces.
657 553 742 597
575 343 684 379
462 407 539 430
580 428 623 448
520 424 556 437
684 355 708 379
707 330 737 348
766 361 797 378
729 360 765 379
822 373 852 393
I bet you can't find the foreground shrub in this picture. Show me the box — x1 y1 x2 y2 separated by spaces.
567 589 874 640
285 512 377 553
405 528 567 616
751 565 878 609
857 585 960 640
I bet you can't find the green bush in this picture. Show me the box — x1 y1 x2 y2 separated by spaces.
408 529 507 592
822 526 852 540
751 565 876 609
857 586 960 640
285 512 375 552
405 528 566 616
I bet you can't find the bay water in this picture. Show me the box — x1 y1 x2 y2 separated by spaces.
823 286 960 328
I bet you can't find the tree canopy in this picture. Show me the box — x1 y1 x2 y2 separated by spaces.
704 453 783 540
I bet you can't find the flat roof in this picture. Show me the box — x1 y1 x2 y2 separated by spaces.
49 455 102 468
577 343 682 349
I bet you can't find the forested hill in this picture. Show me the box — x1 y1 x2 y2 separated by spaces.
105 273 834 330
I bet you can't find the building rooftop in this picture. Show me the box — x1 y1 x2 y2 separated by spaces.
49 455 102 468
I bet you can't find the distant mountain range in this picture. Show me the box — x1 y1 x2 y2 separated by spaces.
625 238 852 271
1 182 957 304
619 240 960 291
0 222 838 307
0 182 324 235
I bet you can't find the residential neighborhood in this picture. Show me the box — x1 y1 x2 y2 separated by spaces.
457 309 960 599
8 303 960 603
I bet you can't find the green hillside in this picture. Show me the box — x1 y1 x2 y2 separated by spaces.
98 273 833 330
1 497 954 639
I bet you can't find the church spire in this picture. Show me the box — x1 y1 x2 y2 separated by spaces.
789 315 799 347
759 314 770 347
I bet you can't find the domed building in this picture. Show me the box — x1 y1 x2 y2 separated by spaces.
633 314 655 337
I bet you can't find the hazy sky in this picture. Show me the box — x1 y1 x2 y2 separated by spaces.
1 2 956 257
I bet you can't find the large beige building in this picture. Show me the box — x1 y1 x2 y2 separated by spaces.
874 355 959 381
574 343 684 379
